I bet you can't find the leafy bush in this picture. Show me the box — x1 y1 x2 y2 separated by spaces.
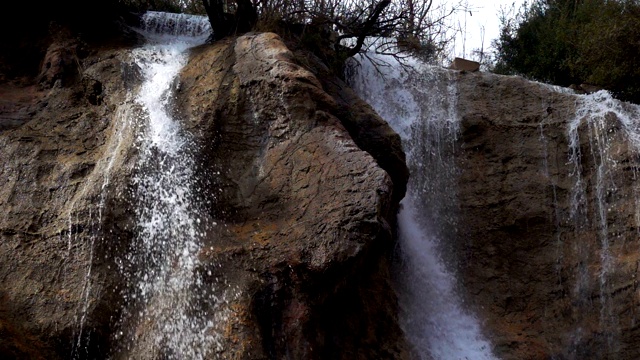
493 0 640 104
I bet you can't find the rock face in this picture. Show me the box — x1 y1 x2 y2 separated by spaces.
454 72 640 359
0 39 141 359
176 32 408 359
8 16 640 359
0 29 409 359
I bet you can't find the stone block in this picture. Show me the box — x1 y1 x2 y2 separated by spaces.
449 57 480 72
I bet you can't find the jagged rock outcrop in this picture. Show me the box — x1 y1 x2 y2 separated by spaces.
454 72 640 359
0 29 409 359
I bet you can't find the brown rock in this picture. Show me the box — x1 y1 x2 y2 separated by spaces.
36 26 83 89
0 83 44 131
176 32 409 359
579 83 604 94
300 50 409 205
0 44 139 359
0 30 410 359
449 57 480 72
453 71 640 359
569 83 585 94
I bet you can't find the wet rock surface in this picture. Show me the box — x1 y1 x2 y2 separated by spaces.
0 30 409 359
177 32 409 359
0 42 140 359
454 72 640 360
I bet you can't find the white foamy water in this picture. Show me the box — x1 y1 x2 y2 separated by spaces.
349 55 496 359
139 10 211 41
566 90 640 353
114 12 225 359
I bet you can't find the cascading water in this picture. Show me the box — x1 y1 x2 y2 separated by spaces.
348 56 497 359
111 12 227 359
565 90 640 355
350 48 640 357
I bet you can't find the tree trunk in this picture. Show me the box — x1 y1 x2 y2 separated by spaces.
202 0 256 41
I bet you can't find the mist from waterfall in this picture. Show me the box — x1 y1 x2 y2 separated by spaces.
348 56 497 359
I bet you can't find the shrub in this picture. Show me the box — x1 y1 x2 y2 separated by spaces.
493 0 640 104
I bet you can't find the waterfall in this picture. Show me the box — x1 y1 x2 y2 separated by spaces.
138 11 211 40
349 49 640 357
112 12 226 359
348 56 497 359
565 90 640 355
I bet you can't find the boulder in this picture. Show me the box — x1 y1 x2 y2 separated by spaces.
0 30 410 359
579 83 604 94
176 32 409 359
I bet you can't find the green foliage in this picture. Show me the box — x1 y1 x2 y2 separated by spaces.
493 0 640 103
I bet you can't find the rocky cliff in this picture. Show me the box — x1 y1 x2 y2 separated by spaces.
6 10 640 360
0 27 409 359
0 29 141 358
172 32 409 359
350 56 640 359
454 72 640 359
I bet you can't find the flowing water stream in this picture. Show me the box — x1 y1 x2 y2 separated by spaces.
565 91 640 355
110 12 227 359
348 56 497 359
350 51 640 358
